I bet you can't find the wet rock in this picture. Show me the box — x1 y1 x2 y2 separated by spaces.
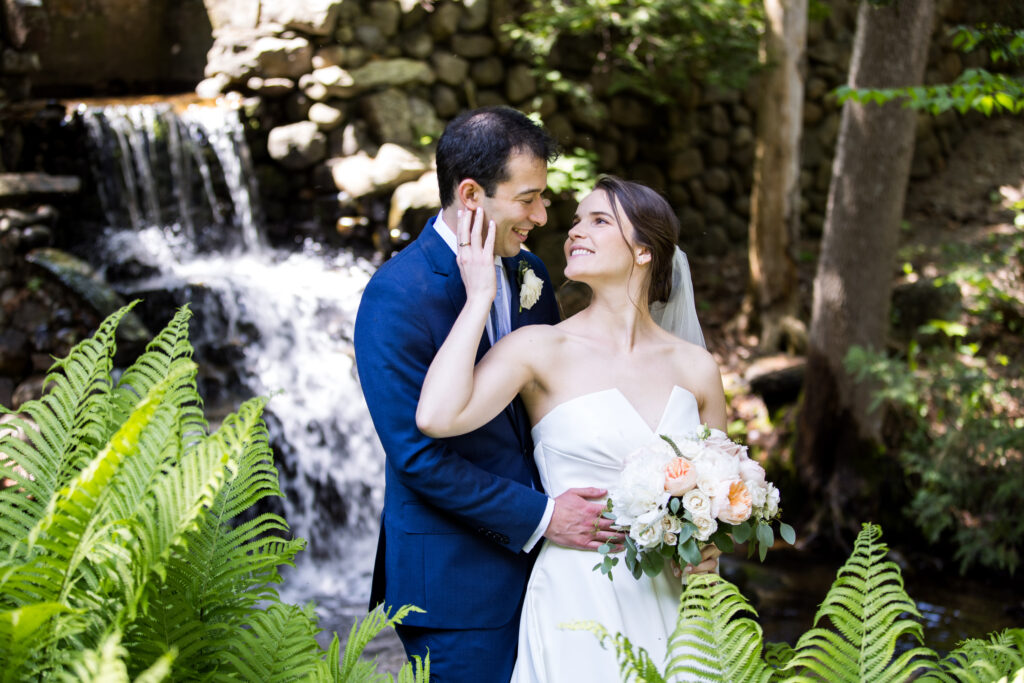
22 248 149 347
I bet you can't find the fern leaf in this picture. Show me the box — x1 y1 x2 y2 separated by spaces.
217 602 322 682
783 523 939 682
1 304 137 553
0 602 80 683
340 605 426 681
664 574 774 682
395 654 429 683
917 628 1024 683
113 305 206 449
560 620 666 683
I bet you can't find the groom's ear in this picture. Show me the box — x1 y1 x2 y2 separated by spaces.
457 179 484 210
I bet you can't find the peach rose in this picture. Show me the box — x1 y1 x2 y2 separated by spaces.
718 480 753 525
664 457 697 496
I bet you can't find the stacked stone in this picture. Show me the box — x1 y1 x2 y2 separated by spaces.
0 203 96 409
197 0 979 259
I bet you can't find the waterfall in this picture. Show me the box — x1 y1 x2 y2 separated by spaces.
76 100 384 604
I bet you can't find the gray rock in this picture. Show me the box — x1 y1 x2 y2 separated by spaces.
389 172 441 230
313 46 345 69
369 1 402 37
704 194 728 222
470 57 504 87
429 3 461 40
246 77 295 97
505 64 536 104
329 153 376 198
268 121 328 169
403 30 435 59
705 137 730 166
408 96 445 142
196 75 228 99
432 52 470 87
362 89 414 144
0 329 29 376
709 105 731 135
450 35 496 59
668 149 704 183
703 168 731 194
459 0 491 31
260 0 343 36
309 102 345 130
355 24 386 52
253 36 313 79
432 84 461 118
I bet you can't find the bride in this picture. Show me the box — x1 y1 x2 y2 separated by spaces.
416 176 728 681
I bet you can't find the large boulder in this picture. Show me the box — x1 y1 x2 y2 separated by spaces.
328 144 430 199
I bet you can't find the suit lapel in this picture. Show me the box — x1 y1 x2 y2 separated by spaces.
420 219 492 363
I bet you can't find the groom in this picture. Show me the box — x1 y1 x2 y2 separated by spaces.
354 107 614 681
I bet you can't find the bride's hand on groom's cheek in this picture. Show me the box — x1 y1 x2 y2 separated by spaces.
455 208 497 303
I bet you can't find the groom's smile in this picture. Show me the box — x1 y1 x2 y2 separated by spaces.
476 151 549 258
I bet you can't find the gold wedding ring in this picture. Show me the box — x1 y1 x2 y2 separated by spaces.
458 241 470 247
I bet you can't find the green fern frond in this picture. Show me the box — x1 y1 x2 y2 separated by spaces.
394 654 430 683
917 628 1024 683
217 602 322 682
0 602 81 683
3 364 194 614
113 305 206 449
664 574 774 682
58 631 174 683
1 304 137 553
339 604 427 681
561 620 666 683
783 523 938 682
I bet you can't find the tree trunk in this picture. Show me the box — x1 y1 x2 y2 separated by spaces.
796 0 935 538
745 0 807 354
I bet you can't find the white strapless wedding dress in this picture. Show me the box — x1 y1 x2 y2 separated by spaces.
510 386 702 683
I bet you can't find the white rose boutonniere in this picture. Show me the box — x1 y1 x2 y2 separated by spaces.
517 261 543 312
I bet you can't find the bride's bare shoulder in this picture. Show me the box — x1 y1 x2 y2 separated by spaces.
667 336 720 376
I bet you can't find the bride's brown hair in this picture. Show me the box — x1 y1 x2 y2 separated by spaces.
594 175 679 306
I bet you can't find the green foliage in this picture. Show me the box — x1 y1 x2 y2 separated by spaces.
846 319 1024 573
0 303 427 681
574 524 1024 682
504 0 763 106
546 146 599 201
837 25 1024 115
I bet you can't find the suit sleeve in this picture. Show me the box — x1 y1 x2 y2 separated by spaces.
354 271 548 552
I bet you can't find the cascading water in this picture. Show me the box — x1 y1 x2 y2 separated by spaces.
75 99 385 609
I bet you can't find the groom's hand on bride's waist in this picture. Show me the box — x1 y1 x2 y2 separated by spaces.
545 487 622 551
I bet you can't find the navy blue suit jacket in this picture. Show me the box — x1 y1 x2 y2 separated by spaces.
354 218 562 629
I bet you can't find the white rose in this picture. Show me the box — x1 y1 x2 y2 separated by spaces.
692 514 718 542
764 483 781 518
630 522 663 549
661 514 683 534
519 267 543 310
663 531 679 546
682 489 711 518
747 480 768 509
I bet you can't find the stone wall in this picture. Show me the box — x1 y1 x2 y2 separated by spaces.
199 0 982 265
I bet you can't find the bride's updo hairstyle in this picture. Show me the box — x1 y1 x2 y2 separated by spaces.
595 175 680 307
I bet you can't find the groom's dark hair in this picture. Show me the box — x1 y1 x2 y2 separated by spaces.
436 106 558 208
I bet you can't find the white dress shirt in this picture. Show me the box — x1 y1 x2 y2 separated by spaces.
433 211 555 552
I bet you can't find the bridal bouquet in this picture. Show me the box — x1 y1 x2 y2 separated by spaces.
595 425 795 580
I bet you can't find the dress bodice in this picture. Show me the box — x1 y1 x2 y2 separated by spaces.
530 385 702 496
